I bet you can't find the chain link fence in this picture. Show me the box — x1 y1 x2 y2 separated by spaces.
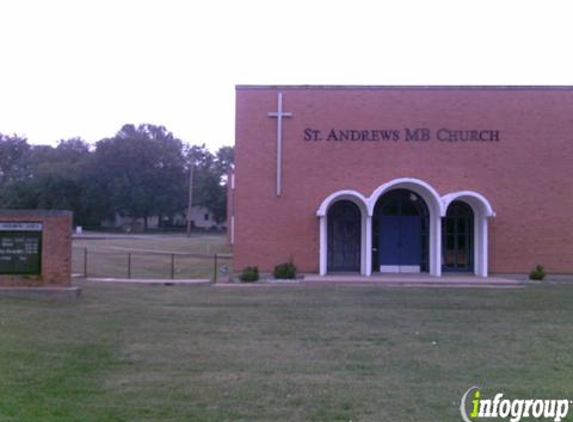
72 247 232 282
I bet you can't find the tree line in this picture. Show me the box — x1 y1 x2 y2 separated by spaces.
0 124 233 229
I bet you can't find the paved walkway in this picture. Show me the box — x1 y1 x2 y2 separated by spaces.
79 274 526 288
86 278 212 284
303 273 524 286
216 274 526 288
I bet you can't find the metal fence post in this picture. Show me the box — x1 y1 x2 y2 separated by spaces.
213 253 218 284
170 254 175 279
128 253 131 279
84 247 88 278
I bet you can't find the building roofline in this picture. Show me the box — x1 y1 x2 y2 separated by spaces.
236 85 573 91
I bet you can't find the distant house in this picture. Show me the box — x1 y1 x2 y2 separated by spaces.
172 206 222 230
101 206 223 231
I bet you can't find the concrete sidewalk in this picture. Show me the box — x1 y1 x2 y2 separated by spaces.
215 273 526 288
303 273 524 286
86 278 212 284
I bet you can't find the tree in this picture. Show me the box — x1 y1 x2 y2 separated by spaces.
187 144 214 203
0 134 31 185
93 124 186 229
0 134 37 209
186 144 233 224
215 145 234 175
0 127 233 230
0 137 103 226
52 139 109 227
211 145 234 223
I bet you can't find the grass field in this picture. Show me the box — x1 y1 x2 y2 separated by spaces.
72 233 232 280
1 280 573 421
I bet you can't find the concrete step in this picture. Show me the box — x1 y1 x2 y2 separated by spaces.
302 273 524 286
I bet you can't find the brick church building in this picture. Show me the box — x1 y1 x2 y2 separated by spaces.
229 86 573 277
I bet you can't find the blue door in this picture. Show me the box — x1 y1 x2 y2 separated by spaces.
379 216 400 265
399 216 422 265
379 216 422 267
374 189 429 272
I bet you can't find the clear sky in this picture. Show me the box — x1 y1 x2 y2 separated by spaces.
1 0 571 151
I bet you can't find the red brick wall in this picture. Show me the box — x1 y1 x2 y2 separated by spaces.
234 86 573 274
0 211 72 286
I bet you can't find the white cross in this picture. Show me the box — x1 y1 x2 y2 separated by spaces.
267 92 292 196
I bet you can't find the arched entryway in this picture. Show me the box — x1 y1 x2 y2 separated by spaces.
367 178 443 276
441 191 495 277
373 189 429 273
317 190 369 275
327 200 361 272
442 201 474 272
317 180 494 277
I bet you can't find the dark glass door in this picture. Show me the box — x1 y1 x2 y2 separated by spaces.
442 201 474 272
327 200 361 272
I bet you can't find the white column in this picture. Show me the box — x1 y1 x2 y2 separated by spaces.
319 216 327 276
479 218 489 277
430 215 442 277
365 215 372 276
472 215 489 278
473 216 480 277
435 216 442 277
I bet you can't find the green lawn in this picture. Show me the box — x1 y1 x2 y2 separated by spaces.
1 281 573 422
72 233 232 280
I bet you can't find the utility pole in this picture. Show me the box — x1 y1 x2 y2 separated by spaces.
186 162 195 237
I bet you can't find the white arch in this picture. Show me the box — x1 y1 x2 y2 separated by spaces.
317 190 368 217
441 191 495 218
367 177 445 217
316 190 369 276
441 190 495 277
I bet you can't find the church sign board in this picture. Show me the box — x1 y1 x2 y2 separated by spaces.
0 222 43 275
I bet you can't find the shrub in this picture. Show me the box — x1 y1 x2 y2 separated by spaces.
273 259 297 279
529 264 546 281
239 266 259 282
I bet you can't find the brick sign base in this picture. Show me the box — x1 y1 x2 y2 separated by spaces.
0 210 72 287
